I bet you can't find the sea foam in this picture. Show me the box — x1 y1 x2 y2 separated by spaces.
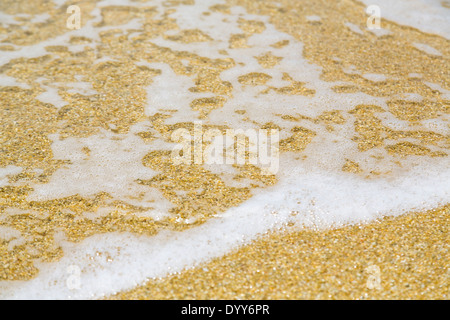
0 0 448 299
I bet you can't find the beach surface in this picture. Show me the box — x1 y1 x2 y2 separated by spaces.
0 0 448 299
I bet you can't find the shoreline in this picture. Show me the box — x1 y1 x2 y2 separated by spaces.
108 205 449 300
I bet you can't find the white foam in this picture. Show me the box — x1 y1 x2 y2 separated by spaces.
1 156 448 299
26 122 172 213
0 12 19 26
29 13 51 24
0 166 22 187
143 62 207 119
0 0 449 299
362 73 387 82
413 42 443 56
408 73 423 79
368 28 392 37
306 15 321 22
52 0 69 8
0 74 30 89
35 84 68 109
63 81 98 96
0 226 23 243
424 81 450 100
360 0 450 39
345 22 364 35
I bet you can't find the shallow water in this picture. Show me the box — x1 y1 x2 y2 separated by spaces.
0 0 449 299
